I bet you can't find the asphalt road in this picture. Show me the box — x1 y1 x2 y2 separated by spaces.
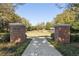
22 37 62 56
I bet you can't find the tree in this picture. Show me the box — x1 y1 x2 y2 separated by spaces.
21 18 32 31
0 3 24 32
54 9 76 25
67 4 79 21
54 3 79 33
56 3 79 21
45 22 52 30
35 22 45 30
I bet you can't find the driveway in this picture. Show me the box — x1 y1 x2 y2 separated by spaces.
22 37 62 56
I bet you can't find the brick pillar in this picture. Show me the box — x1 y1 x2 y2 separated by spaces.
54 24 70 44
9 23 26 43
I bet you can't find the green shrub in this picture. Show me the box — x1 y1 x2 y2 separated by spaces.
3 33 10 42
70 27 79 33
15 39 32 56
47 38 79 56
70 33 79 42
50 33 54 40
0 33 10 42
0 38 32 56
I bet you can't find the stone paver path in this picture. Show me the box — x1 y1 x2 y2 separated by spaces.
22 37 62 56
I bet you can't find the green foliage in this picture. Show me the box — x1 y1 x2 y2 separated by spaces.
72 21 79 30
68 3 79 13
21 18 31 27
31 22 53 30
0 3 31 32
45 22 52 30
2 33 10 42
50 33 54 39
0 33 10 42
0 3 23 32
26 26 32 31
47 38 79 56
21 18 32 31
70 33 79 42
31 26 37 30
13 39 32 56
54 9 76 25
55 44 79 56
35 22 45 30
0 38 32 56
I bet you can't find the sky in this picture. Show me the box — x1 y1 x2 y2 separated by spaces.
15 3 66 25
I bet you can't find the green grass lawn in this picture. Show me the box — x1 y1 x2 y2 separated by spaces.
0 38 32 56
47 38 79 56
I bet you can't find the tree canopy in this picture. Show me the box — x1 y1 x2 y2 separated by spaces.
0 3 31 32
54 3 79 32
54 9 76 25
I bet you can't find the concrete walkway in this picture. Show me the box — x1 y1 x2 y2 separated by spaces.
22 37 62 56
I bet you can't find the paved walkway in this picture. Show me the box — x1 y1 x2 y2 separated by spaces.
22 37 62 56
